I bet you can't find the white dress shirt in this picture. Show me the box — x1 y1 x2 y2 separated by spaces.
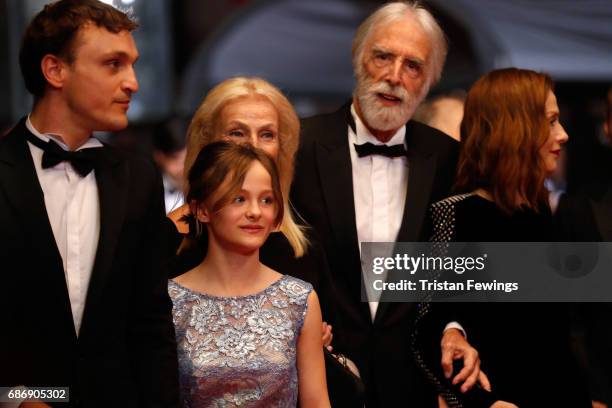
163 174 184 214
26 116 101 335
349 105 408 319
348 106 465 335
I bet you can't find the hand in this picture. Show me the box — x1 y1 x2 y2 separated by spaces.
167 203 191 234
321 321 333 351
592 401 608 408
490 401 519 408
438 395 450 408
440 328 489 393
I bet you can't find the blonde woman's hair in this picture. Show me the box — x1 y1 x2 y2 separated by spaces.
184 77 308 257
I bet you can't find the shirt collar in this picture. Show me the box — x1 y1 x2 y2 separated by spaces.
350 103 406 146
26 115 103 151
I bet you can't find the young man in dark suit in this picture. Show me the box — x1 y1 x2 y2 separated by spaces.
291 2 483 407
0 1 178 407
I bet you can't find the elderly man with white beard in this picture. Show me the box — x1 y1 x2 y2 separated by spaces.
291 2 484 407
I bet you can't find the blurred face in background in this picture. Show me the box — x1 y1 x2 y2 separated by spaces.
215 96 280 162
154 147 186 190
540 90 569 175
417 96 464 141
354 16 431 139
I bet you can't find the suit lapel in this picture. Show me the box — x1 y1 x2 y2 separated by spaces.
375 121 438 324
81 147 128 330
315 104 372 323
0 120 76 338
397 141 437 242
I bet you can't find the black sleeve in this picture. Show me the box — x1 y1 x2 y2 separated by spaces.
128 161 179 407
411 202 500 408
303 228 340 327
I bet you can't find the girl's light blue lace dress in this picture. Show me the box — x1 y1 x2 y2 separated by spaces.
168 275 312 407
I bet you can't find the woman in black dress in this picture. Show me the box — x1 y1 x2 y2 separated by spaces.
415 68 591 408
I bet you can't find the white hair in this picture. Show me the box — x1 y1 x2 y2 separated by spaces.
352 1 448 86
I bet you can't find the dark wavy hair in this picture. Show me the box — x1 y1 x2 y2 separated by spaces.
455 68 554 214
19 0 138 97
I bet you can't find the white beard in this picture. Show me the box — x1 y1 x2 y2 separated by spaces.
355 70 427 132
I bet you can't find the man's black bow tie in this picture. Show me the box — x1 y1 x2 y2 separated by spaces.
27 133 102 177
354 142 407 158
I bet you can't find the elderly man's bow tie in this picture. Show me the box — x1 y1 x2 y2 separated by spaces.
27 133 102 177
353 142 407 158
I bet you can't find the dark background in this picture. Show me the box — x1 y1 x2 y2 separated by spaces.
2 0 611 191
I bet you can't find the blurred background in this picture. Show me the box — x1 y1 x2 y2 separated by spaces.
1 0 612 195
2 2 612 403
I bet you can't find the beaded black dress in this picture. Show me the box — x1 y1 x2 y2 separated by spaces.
414 193 591 408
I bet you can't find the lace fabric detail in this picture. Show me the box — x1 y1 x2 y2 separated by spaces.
169 275 312 408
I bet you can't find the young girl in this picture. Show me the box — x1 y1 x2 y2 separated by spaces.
169 141 330 407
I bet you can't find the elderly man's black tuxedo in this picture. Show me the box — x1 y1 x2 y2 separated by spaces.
291 103 459 407
0 118 179 407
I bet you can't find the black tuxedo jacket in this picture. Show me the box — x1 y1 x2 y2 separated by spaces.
291 103 458 407
0 119 179 407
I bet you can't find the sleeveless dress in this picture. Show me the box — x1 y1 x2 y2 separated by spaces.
168 275 312 408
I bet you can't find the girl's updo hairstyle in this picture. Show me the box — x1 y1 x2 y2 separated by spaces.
185 141 284 238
